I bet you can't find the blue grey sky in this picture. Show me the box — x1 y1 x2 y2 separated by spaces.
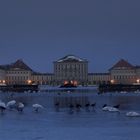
0 0 140 72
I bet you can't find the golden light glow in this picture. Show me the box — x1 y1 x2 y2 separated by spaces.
136 79 140 83
110 79 115 84
27 80 32 84
70 80 73 84
0 80 6 85
74 81 78 86
64 81 68 85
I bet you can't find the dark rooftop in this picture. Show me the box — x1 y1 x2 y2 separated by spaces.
0 59 32 71
109 59 134 70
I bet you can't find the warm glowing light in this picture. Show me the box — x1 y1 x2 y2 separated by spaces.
70 80 73 84
136 79 140 83
74 81 78 85
64 81 68 85
3 80 5 83
0 80 1 83
110 79 114 84
27 80 32 84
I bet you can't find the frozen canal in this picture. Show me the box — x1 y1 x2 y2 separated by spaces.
0 89 140 140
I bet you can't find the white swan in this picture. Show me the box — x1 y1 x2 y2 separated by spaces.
126 111 140 117
16 102 24 112
102 105 119 112
7 100 16 109
18 102 24 108
108 107 119 112
0 101 6 113
32 104 44 112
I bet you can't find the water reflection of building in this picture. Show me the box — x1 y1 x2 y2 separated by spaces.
54 55 88 86
0 56 140 85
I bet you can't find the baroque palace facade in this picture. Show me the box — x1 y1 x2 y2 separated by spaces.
0 55 140 86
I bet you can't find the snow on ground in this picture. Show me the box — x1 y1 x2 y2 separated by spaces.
0 90 140 140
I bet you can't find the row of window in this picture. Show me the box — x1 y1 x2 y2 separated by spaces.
112 70 135 73
32 77 53 80
7 71 29 74
56 70 87 75
114 75 136 79
89 77 110 81
55 64 86 69
56 76 87 80
7 76 29 80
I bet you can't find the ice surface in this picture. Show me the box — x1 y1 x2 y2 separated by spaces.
0 90 140 140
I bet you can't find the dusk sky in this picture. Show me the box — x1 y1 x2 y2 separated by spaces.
0 0 140 73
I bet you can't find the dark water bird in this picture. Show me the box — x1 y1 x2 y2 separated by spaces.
85 103 90 107
76 104 82 108
55 102 60 111
68 104 74 114
76 103 82 112
91 103 96 111
69 104 74 109
85 103 90 112
102 104 107 108
55 102 59 106
113 104 120 109
91 103 96 107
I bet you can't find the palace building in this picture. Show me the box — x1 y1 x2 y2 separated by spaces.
0 56 140 86
53 55 88 85
109 59 139 84
0 59 33 85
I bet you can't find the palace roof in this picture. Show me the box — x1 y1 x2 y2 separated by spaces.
56 55 87 63
0 59 32 71
109 59 134 70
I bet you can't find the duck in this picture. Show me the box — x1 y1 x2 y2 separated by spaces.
126 111 140 117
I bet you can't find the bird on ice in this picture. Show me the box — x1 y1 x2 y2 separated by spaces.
0 101 6 113
102 104 120 112
126 111 140 117
6 100 16 109
16 102 24 112
32 104 44 112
